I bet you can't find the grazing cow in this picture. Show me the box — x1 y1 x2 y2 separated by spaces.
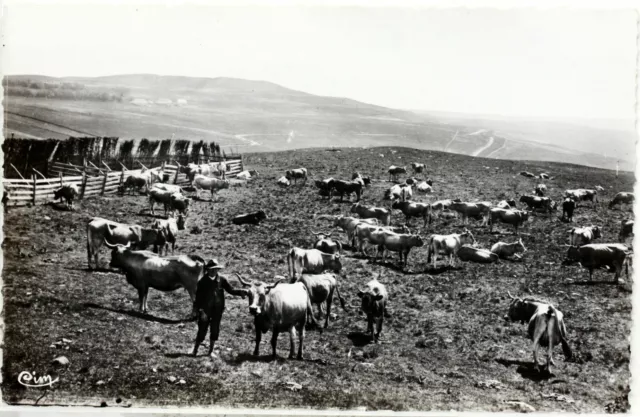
294 273 348 328
357 279 388 344
232 210 267 225
562 198 576 222
148 187 175 217
416 181 432 194
489 208 529 234
505 293 572 373
371 229 424 268
312 232 343 255
351 202 392 226
235 274 320 360
426 229 477 268
392 201 432 228
566 243 631 282
388 165 407 181
169 193 190 216
565 189 598 208
491 239 527 260
331 215 379 247
86 217 165 269
329 179 363 202
520 171 536 178
105 241 204 315
609 192 634 209
192 260 246 358
53 183 79 210
519 195 555 213
121 174 150 195
151 214 186 256
385 184 413 202
353 224 410 256
287 248 343 280
619 219 634 244
193 175 230 201
534 184 547 196
277 176 291 187
457 245 499 264
569 226 602 247
539 173 550 179
285 168 308 185
450 201 492 226
411 162 426 174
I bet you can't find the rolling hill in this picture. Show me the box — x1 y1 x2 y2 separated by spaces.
2 74 636 171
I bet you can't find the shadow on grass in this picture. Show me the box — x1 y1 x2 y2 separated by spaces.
374 261 424 275
425 265 460 275
46 202 73 212
570 279 618 286
137 211 169 219
495 358 554 381
83 302 193 324
347 331 373 347
225 352 278 365
164 351 195 359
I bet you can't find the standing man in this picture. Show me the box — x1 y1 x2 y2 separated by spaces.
192 259 246 358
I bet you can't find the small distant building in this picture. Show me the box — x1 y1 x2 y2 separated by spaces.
176 99 188 106
131 98 148 106
156 98 172 106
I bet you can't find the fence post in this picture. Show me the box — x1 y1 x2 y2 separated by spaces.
173 166 180 184
101 171 108 196
32 173 37 206
59 172 63 187
80 169 88 199
120 167 125 187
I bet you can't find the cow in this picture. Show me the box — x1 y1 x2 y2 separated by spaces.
391 200 432 228
236 171 251 180
569 226 602 247
169 193 191 216
232 210 267 225
519 195 555 213
539 173 550 180
566 243 631 282
353 223 410 256
388 165 407 182
329 179 363 202
286 248 343 280
211 161 228 180
431 199 455 218
351 202 391 226
520 171 536 178
277 176 291 187
352 173 372 186
450 201 492 226
595 185 605 192
148 187 175 217
457 245 499 264
121 173 150 195
312 232 343 255
619 219 634 244
294 273 348 328
505 293 572 373
534 184 547 196
193 175 230 201
562 198 576 222
416 181 432 194
104 241 204 316
151 214 186 256
411 162 426 175
496 200 515 210
53 183 79 210
384 184 412 202
405 177 418 186
426 229 476 268
285 168 308 185
235 274 320 360
152 183 184 194
86 217 165 270
565 189 598 208
609 192 634 209
489 208 529 234
491 239 527 260
356 278 388 344
315 178 334 193
332 215 380 246
371 229 424 268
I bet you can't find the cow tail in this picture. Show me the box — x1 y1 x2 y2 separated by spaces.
306 294 321 333
287 249 294 281
548 306 572 360
334 282 349 312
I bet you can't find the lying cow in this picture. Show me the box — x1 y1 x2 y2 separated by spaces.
534 184 547 196
566 243 631 282
388 165 407 182
539 173 550 179
357 278 388 344
53 183 79 210
287 248 343 280
561 198 576 222
619 219 634 244
152 183 184 194
426 229 476 268
489 208 529 234
609 192 634 209
416 181 432 194
457 245 499 264
285 168 308 185
569 225 602 247
105 241 203 316
520 171 536 178
235 274 320 360
151 214 186 256
505 293 572 373
351 202 391 226
312 232 343 255
232 210 267 225
294 273 348 328
329 179 363 202
277 176 291 187
450 201 491 226
491 239 527 260
392 200 432 228
411 162 425 175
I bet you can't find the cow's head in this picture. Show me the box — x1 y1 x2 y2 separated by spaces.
592 226 602 239
566 246 581 262
518 195 528 203
236 274 284 316
255 210 267 221
53 187 64 200
507 199 516 207
461 228 476 246
104 239 131 269
504 293 531 324
357 284 385 314
285 171 293 179
350 203 360 213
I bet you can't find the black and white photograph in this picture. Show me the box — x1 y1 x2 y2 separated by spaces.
0 1 637 413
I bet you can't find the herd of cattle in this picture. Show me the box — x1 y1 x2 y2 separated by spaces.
32 158 635 373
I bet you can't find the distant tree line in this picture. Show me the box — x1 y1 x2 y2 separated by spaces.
2 78 127 102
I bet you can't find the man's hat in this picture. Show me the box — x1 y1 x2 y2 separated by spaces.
205 259 225 270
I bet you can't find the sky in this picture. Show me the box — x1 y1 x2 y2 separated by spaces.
1 3 638 120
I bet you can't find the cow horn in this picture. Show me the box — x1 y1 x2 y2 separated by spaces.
266 278 284 291
103 238 118 249
235 273 252 287
507 291 515 299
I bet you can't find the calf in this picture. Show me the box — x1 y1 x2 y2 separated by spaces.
232 210 267 225
426 229 476 268
294 273 348 328
53 183 79 210
457 245 499 264
569 225 602 247
491 239 527 260
356 279 388 343
505 293 572 373
285 168 308 185
391 200 432 228
566 243 631 282
489 208 529 234
287 248 343 280
561 198 576 222
609 192 634 209
351 202 391 226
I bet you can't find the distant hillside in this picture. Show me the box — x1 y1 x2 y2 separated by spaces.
3 74 635 171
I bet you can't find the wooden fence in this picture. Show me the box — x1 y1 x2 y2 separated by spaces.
3 158 244 208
